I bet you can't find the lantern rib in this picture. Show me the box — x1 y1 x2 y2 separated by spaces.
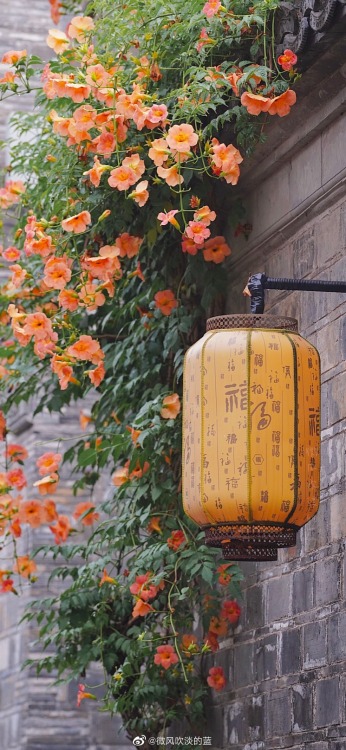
283 333 299 523
200 332 219 525
212 341 221 503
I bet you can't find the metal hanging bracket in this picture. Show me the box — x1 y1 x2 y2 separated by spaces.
243 273 346 314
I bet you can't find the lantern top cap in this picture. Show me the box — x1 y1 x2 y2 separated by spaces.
206 314 298 332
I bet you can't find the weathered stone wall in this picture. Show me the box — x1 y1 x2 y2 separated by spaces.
0 0 53 168
208 35 346 750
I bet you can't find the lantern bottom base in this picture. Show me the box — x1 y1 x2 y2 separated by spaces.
222 544 279 562
204 522 298 562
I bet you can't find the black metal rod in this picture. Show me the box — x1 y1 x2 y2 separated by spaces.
265 277 346 293
244 273 346 314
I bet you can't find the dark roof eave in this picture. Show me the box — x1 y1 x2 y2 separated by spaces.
276 0 346 71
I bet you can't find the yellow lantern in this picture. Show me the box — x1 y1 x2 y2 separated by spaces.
182 315 321 561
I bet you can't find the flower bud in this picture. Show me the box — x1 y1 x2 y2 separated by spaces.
98 209 111 222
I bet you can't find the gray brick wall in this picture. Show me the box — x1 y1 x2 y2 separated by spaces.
206 37 346 750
